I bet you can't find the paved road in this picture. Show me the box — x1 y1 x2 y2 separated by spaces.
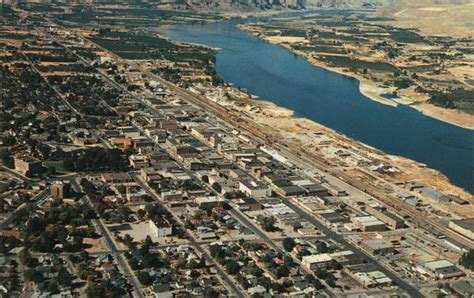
0 189 50 230
132 174 246 298
45 25 428 296
0 165 36 183
71 178 145 298
283 198 423 298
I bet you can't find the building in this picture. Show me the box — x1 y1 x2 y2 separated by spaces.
352 216 386 232
129 154 149 169
141 167 162 183
330 250 365 266
239 180 271 198
302 254 333 270
149 219 172 238
365 205 404 230
110 138 133 151
423 260 465 280
451 280 474 297
14 156 42 176
236 198 264 211
448 218 474 240
195 196 225 210
126 185 147 202
350 270 393 288
161 191 183 202
101 173 133 184
50 181 72 199
360 239 394 256
196 226 217 240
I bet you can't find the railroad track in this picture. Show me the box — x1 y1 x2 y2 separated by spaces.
49 20 473 249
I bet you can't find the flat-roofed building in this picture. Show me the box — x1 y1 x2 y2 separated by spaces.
239 179 271 198
161 190 183 202
195 196 225 210
423 260 465 280
360 239 394 256
302 254 333 270
101 173 133 184
149 218 172 238
351 270 393 288
330 250 365 266
352 216 386 232
50 181 72 199
14 156 42 176
366 205 404 230
448 218 474 240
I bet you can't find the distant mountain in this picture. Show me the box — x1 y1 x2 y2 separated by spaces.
165 0 393 11
4 0 393 10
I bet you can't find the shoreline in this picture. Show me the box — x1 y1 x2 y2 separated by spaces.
157 22 473 198
228 93 474 202
240 25 474 131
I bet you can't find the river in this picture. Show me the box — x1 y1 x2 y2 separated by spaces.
159 18 474 194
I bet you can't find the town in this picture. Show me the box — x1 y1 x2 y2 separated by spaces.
1 2 473 298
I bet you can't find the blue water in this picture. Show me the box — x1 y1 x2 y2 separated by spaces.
381 93 398 100
160 19 474 194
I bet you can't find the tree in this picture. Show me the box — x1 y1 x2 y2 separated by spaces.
85 281 106 297
47 166 56 176
138 271 153 286
275 265 290 279
203 286 219 298
116 184 126 194
58 267 73 286
225 259 240 275
80 251 89 261
137 208 146 219
258 276 272 290
305 274 324 290
209 244 225 262
315 240 328 253
256 215 277 232
24 268 43 283
459 249 474 270
282 237 296 252
123 234 135 249
190 269 200 279
325 278 336 288
211 182 221 193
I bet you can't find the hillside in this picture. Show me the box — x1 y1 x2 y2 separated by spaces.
377 0 474 37
164 0 393 11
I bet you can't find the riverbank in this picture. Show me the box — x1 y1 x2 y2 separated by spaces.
224 91 474 215
239 24 474 131
160 19 474 196
225 93 474 214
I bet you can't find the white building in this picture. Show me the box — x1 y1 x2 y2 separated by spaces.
239 179 271 198
302 254 333 270
149 219 172 238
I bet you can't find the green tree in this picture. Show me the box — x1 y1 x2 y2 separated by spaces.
138 271 153 286
85 281 106 297
256 215 277 232
225 259 240 275
282 237 296 252
275 265 290 278
58 267 73 286
47 166 56 176
459 249 474 270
